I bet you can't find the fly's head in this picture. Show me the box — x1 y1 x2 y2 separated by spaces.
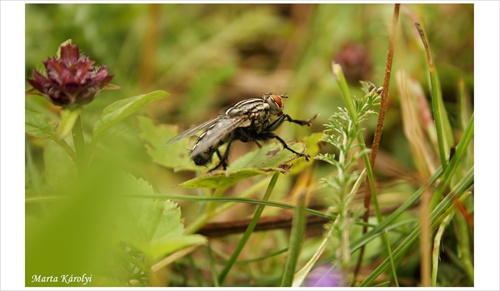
263 93 286 116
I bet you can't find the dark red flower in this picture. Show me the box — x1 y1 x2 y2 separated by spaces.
27 44 113 107
334 42 372 84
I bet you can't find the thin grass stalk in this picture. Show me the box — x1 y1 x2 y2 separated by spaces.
359 167 473 286
420 187 432 287
352 111 472 262
206 243 220 287
27 192 337 223
184 176 271 234
397 71 436 178
431 112 474 208
187 254 203 287
217 172 280 284
458 79 471 135
355 4 400 282
236 248 288 265
281 192 307 287
293 170 366 287
415 22 454 167
457 79 474 170
384 229 400 287
456 209 474 284
350 165 443 252
432 211 454 286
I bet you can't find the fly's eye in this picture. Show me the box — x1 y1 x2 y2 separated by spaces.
271 94 284 108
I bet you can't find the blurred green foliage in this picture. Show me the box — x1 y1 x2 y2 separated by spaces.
26 4 473 123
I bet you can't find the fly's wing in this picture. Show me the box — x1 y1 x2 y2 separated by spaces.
165 116 221 145
190 116 251 157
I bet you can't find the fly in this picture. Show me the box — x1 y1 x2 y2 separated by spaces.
166 93 317 171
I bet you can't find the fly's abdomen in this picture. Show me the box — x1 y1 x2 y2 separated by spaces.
190 132 216 166
190 124 228 166
191 149 214 166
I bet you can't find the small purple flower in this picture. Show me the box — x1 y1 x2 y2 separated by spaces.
303 264 347 287
27 43 113 107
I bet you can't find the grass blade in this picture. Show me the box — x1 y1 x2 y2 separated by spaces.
281 192 307 287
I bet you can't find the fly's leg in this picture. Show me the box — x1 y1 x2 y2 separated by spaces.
265 113 318 132
208 149 225 171
283 113 318 127
208 138 234 172
256 132 310 161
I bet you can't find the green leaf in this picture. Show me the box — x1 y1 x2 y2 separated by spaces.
43 140 77 189
178 168 269 189
57 107 82 139
138 116 198 171
117 174 206 261
228 142 306 170
287 132 324 174
25 109 57 139
178 142 308 189
93 90 169 141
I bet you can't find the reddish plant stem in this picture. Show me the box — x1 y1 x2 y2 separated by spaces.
353 3 400 283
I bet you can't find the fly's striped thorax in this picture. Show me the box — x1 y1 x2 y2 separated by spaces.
225 98 269 116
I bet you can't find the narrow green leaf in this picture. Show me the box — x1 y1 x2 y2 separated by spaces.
350 166 444 252
384 229 400 287
281 193 307 287
25 109 57 139
292 225 334 287
360 167 473 286
432 212 454 286
43 140 77 189
93 90 168 141
218 172 280 284
430 112 474 208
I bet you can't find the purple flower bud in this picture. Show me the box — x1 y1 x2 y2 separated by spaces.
27 43 113 107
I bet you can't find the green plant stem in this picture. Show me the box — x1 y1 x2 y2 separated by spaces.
54 139 78 164
72 111 86 171
333 62 385 283
356 4 399 282
281 192 307 287
332 64 380 222
218 172 280 284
